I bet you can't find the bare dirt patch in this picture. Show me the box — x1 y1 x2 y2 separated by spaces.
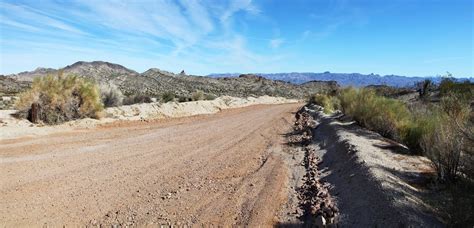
0 103 301 226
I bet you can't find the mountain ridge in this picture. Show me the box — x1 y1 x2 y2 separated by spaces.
1 61 339 102
208 72 473 87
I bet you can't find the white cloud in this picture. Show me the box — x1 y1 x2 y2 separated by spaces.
0 2 87 35
269 38 284 49
0 0 281 75
220 0 260 25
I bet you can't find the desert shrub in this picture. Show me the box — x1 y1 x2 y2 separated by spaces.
122 94 153 105
161 91 175 103
439 77 473 99
338 88 412 140
338 87 358 114
440 92 471 121
100 83 123 107
421 117 463 182
416 79 433 98
204 93 217 100
191 90 205 101
15 73 103 124
178 96 192 103
309 93 340 114
420 93 472 182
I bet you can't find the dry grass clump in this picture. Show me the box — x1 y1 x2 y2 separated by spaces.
309 93 340 114
100 83 123 107
15 73 103 124
338 87 412 140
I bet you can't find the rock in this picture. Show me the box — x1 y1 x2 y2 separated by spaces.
314 215 326 227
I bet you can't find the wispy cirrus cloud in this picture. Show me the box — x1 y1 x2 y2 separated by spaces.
269 38 284 49
0 0 282 74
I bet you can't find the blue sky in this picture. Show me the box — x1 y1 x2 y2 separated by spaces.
0 0 473 77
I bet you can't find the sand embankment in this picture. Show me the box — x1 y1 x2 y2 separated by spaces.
0 96 298 140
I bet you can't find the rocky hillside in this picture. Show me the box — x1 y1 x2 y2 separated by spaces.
0 76 31 109
1 61 339 104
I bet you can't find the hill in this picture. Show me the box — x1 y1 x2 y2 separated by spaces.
1 61 339 106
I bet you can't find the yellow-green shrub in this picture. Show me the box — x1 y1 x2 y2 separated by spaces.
309 93 341 114
338 88 412 140
15 73 103 124
331 86 472 181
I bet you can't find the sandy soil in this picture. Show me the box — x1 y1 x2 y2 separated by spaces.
0 103 301 226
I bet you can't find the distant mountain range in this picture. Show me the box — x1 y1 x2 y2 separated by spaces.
208 72 473 87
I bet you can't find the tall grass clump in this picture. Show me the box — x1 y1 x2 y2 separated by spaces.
309 93 340 114
15 72 103 124
338 87 412 140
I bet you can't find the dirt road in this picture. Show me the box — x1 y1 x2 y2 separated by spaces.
0 104 301 226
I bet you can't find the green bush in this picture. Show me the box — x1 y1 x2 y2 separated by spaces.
309 93 340 114
15 73 103 124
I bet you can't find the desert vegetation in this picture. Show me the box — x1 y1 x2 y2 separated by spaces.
311 78 473 182
161 91 175 103
100 83 124 107
15 72 103 124
310 78 473 225
122 94 154 105
308 93 340 114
